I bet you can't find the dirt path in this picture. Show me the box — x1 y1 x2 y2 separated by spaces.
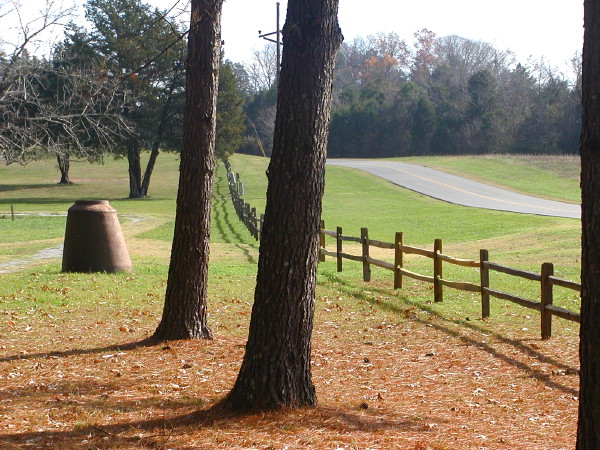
0 245 63 273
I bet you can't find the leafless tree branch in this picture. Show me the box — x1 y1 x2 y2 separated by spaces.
0 58 132 165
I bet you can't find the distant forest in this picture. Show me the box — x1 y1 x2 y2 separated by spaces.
237 30 581 158
2 8 581 172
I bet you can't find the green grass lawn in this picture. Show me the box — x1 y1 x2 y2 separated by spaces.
400 154 581 203
228 153 579 261
0 152 582 340
227 153 581 334
0 153 180 216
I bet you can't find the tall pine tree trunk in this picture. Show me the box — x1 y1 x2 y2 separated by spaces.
226 0 342 410
578 0 600 447
153 0 223 341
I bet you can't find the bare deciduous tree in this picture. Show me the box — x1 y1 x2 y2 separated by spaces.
0 1 131 170
243 44 278 94
0 57 131 168
0 0 75 90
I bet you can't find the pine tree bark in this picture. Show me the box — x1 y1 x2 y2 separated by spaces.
153 0 223 341
578 1 600 447
226 0 342 410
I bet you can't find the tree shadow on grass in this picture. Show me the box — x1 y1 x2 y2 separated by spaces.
0 401 438 448
0 183 68 193
0 195 164 207
211 168 258 264
319 270 579 397
0 197 75 208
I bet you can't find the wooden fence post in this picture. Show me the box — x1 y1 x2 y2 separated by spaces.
244 203 250 229
480 249 490 318
336 226 343 272
394 232 403 289
251 208 258 240
11 204 15 221
434 238 443 302
541 262 554 340
247 204 252 233
361 227 371 282
319 220 326 262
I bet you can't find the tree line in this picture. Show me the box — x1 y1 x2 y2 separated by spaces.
3 0 582 193
1 0 580 196
241 30 581 158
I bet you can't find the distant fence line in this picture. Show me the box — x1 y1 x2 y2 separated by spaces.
319 223 581 340
223 159 263 240
222 160 581 340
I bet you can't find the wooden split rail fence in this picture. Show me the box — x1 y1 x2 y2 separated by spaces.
319 222 581 340
222 161 580 340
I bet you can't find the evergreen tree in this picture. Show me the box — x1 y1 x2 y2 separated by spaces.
84 0 186 198
578 0 600 445
227 0 343 410
216 61 245 159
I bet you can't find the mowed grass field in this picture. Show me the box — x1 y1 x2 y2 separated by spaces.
0 153 581 448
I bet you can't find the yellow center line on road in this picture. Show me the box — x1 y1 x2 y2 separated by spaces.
391 166 575 214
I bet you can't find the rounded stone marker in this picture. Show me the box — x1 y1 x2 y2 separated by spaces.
61 200 132 273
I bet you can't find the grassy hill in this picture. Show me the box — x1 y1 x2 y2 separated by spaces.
0 151 581 319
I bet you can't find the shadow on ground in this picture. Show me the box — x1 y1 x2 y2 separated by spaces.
319 270 579 397
0 401 436 448
211 168 258 264
0 183 69 193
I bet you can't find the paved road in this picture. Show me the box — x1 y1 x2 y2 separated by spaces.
327 159 581 219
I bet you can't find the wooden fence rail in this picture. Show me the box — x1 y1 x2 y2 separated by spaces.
319 223 581 340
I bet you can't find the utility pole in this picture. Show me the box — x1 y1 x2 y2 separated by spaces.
258 2 283 84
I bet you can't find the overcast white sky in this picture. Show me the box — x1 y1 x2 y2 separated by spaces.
3 0 584 72
218 0 583 69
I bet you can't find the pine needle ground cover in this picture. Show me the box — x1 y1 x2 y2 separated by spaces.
0 154 579 448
